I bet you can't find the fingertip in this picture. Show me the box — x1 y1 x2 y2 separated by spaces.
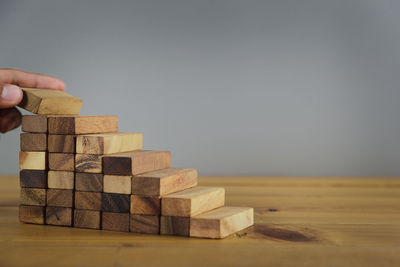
0 84 23 109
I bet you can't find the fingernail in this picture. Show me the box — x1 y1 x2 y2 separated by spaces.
1 84 22 101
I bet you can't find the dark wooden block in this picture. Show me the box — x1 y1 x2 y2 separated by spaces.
102 212 129 232
48 135 76 153
160 216 190 237
46 207 72 226
75 173 103 192
75 192 102 211
73 209 101 229
19 205 45 224
75 154 103 173
20 133 47 151
48 153 74 171
20 188 46 206
46 189 73 207
130 215 160 234
101 193 130 213
21 115 47 133
19 170 47 188
130 195 161 215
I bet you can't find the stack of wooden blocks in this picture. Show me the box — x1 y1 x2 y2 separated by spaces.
18 88 254 239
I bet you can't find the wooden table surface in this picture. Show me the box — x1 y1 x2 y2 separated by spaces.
0 175 399 266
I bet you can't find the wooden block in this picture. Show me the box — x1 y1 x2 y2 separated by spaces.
22 115 47 133
161 186 225 217
48 115 118 135
20 133 47 151
132 168 198 196
75 173 103 192
19 170 47 188
130 195 161 215
102 193 130 213
19 205 45 224
103 150 171 176
103 175 131 194
75 192 102 210
48 153 74 171
19 151 46 170
130 215 160 234
48 135 75 153
102 212 129 232
18 87 82 115
160 216 190 237
190 207 254 239
47 171 74 189
73 209 101 229
76 132 143 154
46 207 72 226
75 154 103 173
20 188 46 206
46 189 73 207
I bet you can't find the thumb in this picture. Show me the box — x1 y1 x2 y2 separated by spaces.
0 84 23 109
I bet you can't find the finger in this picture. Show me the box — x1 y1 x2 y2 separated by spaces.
0 108 22 133
0 68 66 91
0 84 23 109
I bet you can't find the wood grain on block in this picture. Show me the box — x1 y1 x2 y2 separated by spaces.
19 151 46 170
20 133 47 151
102 212 129 232
75 173 103 192
73 209 101 229
103 150 171 176
160 216 190 237
75 154 103 173
46 189 73 207
102 193 130 213
76 132 143 154
190 207 254 239
75 192 102 211
130 195 161 215
20 188 46 206
48 153 74 171
19 205 45 224
161 186 225 217
130 215 160 234
22 115 47 133
19 87 82 115
48 135 75 153
103 175 131 194
19 170 47 188
48 115 118 135
47 171 74 189
46 207 72 226
132 168 198 196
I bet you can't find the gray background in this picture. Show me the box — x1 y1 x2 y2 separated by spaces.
1 0 399 176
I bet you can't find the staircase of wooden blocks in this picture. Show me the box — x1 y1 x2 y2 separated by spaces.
19 115 254 239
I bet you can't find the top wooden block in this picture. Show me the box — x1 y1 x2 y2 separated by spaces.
18 88 82 115
48 116 118 134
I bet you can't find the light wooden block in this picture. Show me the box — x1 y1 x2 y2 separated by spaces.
18 87 82 115
48 115 118 135
19 205 45 224
46 189 73 207
75 173 103 192
103 175 131 194
19 151 46 170
20 188 46 206
132 168 198 196
46 207 72 226
103 150 171 176
47 171 74 189
190 207 254 239
102 212 130 232
130 195 161 215
21 115 47 133
48 153 74 171
76 132 143 154
74 209 101 229
19 170 47 188
75 192 102 211
161 186 225 217
102 193 130 213
75 154 103 173
130 215 160 234
20 133 47 151
48 135 76 153
160 216 190 237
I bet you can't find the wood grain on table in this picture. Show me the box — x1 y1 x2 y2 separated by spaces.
0 175 399 266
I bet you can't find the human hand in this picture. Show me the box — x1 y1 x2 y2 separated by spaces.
0 68 65 133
